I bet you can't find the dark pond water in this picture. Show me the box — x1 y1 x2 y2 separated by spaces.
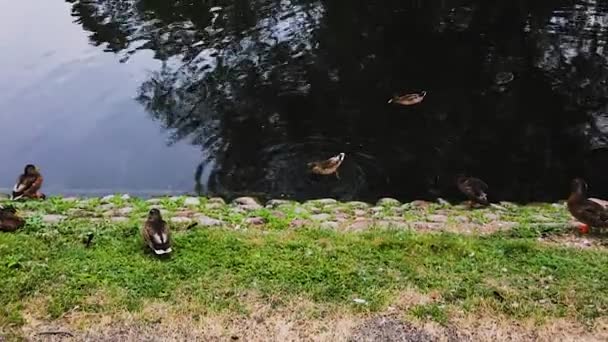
3 0 608 202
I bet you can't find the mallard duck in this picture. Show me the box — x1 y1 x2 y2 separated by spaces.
0 206 25 232
567 178 608 232
141 209 172 255
388 91 427 106
308 153 345 179
457 175 489 207
12 164 45 200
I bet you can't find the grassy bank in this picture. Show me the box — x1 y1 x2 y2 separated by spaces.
1 196 607 340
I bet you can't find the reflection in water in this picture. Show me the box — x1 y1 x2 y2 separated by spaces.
66 0 608 202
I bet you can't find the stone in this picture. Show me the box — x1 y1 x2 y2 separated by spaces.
245 217 266 225
293 207 309 215
311 213 332 221
455 216 470 223
233 197 262 210
354 209 367 216
271 211 286 219
290 219 310 228
183 197 201 206
208 197 226 205
146 198 162 204
110 216 128 223
169 196 181 202
427 214 448 223
437 198 451 206
63 197 79 202
377 198 401 207
170 217 192 224
175 210 196 217
306 198 337 206
117 207 134 216
409 200 431 209
67 208 93 218
483 213 500 221
266 199 291 208
101 195 115 203
42 215 66 224
196 215 223 227
347 201 370 209
204 202 224 210
99 203 115 211
320 221 340 230
149 204 163 210
377 220 410 230
348 219 373 231
370 206 384 213
532 215 551 222
120 194 131 200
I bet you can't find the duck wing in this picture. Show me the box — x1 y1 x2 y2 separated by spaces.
575 200 608 227
143 220 172 254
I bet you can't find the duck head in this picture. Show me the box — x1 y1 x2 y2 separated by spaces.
570 178 588 197
148 208 162 221
24 164 38 175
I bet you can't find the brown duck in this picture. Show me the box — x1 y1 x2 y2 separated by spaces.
457 175 489 207
12 164 45 200
388 91 427 106
308 153 345 179
141 209 172 255
0 206 25 232
567 178 608 232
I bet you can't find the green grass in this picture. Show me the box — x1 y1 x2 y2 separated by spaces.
1 218 607 330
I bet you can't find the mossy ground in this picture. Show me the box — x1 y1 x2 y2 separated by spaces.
0 196 606 340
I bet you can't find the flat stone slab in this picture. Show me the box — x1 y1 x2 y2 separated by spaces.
42 215 66 224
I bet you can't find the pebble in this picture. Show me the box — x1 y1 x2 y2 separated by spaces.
183 197 201 206
376 198 401 207
353 298 367 304
170 217 192 224
42 215 66 224
311 213 332 221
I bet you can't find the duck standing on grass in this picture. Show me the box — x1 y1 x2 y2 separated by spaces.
567 178 608 234
142 209 172 255
12 164 45 200
456 175 489 207
0 206 25 232
308 153 346 179
388 91 427 106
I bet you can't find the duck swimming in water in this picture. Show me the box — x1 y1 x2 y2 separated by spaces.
388 91 427 106
308 153 345 179
0 206 25 232
567 178 608 233
141 209 172 255
457 175 489 207
12 164 45 200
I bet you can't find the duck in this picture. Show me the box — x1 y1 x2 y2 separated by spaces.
12 164 46 200
0 205 25 232
141 209 172 255
567 178 608 233
456 175 489 207
388 91 427 106
308 153 345 179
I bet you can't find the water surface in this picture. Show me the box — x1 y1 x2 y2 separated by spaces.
2 0 608 202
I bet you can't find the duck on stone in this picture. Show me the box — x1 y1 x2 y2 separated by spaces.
567 178 608 233
12 164 45 200
141 209 172 255
0 205 25 232
308 153 345 179
388 91 426 106
457 175 489 207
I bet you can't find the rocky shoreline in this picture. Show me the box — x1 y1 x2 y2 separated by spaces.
1 194 589 238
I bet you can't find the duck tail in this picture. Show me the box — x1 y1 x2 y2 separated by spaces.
337 153 345 162
387 98 393 104
421 90 427 97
